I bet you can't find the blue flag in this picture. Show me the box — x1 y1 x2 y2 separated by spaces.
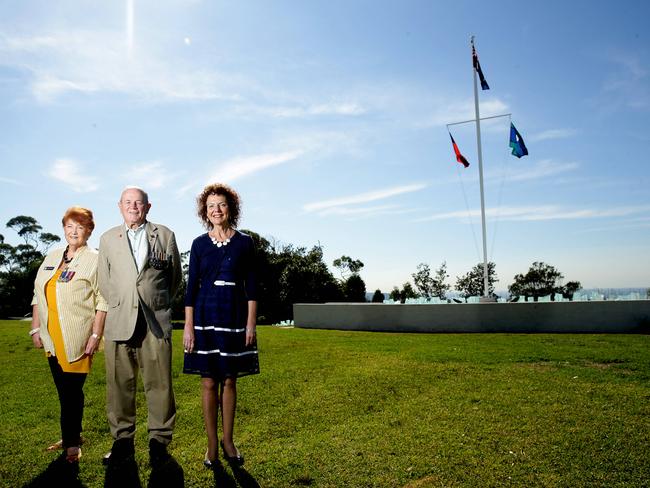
509 123 528 158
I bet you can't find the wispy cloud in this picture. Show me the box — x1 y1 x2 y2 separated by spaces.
317 204 421 218
0 30 371 120
304 183 428 213
0 31 247 103
123 161 178 189
529 128 578 142
0 176 22 185
491 159 581 183
578 217 650 233
47 158 99 192
209 150 303 184
264 101 366 119
598 52 650 111
175 134 339 199
426 98 510 127
414 204 650 223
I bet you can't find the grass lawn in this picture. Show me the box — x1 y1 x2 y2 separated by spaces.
1 319 649 487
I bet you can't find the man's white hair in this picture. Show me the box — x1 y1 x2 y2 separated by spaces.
120 186 149 205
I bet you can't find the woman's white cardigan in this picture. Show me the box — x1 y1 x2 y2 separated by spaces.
32 246 108 363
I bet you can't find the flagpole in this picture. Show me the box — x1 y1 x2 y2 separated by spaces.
471 36 491 300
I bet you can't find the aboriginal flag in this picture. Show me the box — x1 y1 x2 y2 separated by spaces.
449 133 470 168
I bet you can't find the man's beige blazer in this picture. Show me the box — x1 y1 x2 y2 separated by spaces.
98 221 182 341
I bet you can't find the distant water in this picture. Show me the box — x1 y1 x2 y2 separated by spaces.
570 288 649 301
366 288 649 303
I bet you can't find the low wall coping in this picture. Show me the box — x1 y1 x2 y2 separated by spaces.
293 300 650 333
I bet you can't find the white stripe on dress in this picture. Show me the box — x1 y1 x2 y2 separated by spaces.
188 348 258 357
194 325 246 333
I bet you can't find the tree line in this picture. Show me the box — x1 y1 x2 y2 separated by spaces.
1 215 583 321
387 260 582 303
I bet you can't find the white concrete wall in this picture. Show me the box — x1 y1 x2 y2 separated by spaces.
293 301 650 333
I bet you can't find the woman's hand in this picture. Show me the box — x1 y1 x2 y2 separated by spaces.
245 300 257 347
84 333 101 356
183 306 195 353
183 324 195 353
31 331 43 349
30 304 43 348
85 310 106 356
245 326 256 347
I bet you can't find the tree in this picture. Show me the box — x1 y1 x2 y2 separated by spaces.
0 216 60 318
412 262 450 300
560 281 582 301
40 232 61 253
455 262 498 302
333 255 364 279
508 261 564 302
389 283 418 303
371 289 384 303
412 263 434 299
280 245 342 311
342 274 367 302
432 262 450 300
390 283 417 303
389 287 401 302
400 282 417 303
332 255 367 302
6 215 42 246
0 234 11 269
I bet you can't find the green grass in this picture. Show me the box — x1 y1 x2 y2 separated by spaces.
1 320 649 487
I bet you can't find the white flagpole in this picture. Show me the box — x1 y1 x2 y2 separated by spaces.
471 36 491 300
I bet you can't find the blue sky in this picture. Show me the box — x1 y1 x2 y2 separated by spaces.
1 0 649 292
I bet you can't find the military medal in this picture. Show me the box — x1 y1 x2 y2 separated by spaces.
58 270 76 282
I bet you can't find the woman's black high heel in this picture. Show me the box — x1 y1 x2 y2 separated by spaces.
204 450 219 469
220 440 244 466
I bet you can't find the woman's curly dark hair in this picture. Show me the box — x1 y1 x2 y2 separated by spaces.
196 183 241 229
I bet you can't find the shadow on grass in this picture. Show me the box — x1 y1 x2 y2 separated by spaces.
210 462 260 488
103 455 186 488
104 456 142 488
231 465 261 488
147 456 185 488
22 453 86 488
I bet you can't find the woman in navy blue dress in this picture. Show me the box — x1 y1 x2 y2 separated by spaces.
183 183 259 468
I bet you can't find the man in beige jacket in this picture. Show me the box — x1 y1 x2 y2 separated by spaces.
98 186 182 469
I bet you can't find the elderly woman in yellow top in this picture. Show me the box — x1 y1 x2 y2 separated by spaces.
29 207 108 463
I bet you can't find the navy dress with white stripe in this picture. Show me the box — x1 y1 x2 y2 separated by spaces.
183 230 259 379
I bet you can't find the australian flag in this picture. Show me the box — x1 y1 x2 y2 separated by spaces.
472 45 490 90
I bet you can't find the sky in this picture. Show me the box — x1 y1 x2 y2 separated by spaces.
1 0 649 293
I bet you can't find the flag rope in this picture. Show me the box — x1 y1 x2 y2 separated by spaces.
455 157 482 264
488 114 514 263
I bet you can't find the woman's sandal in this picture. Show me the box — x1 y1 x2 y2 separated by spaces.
46 436 85 452
65 446 82 463
46 440 63 451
